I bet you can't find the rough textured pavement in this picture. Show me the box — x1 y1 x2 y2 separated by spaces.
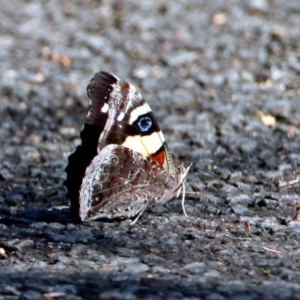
1 1 300 299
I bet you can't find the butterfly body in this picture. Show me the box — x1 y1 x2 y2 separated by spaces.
65 71 191 222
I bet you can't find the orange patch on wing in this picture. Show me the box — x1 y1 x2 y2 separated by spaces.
121 82 131 93
150 149 165 165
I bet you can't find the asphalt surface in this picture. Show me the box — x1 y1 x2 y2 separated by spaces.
1 1 300 299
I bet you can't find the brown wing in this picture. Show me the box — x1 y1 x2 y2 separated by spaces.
79 144 181 222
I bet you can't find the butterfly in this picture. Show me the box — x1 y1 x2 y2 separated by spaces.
64 71 192 224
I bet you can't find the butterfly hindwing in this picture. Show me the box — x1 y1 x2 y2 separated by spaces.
79 144 178 221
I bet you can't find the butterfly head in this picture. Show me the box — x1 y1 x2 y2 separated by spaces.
174 161 192 197
156 160 192 204
178 161 192 180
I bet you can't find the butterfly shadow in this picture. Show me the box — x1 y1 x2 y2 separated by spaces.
0 206 73 227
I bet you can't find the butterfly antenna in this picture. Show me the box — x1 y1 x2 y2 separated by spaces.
193 167 240 188
181 182 189 218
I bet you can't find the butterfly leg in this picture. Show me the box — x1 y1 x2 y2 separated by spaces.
181 182 189 218
129 203 149 225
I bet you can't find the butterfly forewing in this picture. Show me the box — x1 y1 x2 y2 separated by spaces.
87 72 175 174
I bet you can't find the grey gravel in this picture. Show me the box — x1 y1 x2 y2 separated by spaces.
1 0 300 299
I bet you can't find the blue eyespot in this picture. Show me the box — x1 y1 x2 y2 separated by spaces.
137 117 152 132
